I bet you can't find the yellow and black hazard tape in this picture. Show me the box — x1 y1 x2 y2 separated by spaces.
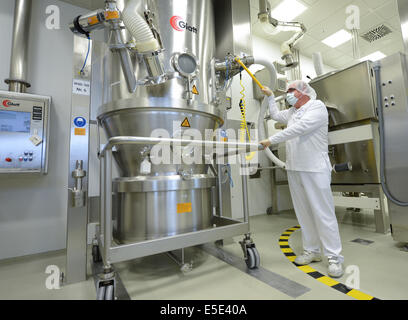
279 225 380 301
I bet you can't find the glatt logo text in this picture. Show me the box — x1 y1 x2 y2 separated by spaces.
170 16 198 34
2 100 20 107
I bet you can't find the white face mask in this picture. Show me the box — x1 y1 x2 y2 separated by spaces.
286 92 298 106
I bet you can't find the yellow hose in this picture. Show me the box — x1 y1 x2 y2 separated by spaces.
235 57 264 90
236 56 264 162
239 79 256 161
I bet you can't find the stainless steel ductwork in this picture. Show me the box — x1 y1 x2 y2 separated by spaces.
4 0 32 93
257 0 306 70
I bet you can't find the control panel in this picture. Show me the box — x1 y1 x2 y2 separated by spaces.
0 91 50 174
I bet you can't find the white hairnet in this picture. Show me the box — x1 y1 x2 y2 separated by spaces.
287 80 317 100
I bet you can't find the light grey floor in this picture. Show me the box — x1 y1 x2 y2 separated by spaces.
0 209 407 300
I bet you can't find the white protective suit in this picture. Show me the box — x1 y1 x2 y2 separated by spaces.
267 83 343 261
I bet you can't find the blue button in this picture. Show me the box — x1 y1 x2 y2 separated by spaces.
74 117 87 128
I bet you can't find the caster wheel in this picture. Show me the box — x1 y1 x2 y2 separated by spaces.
253 247 260 268
96 285 106 300
245 247 260 269
104 284 114 300
92 245 102 263
96 283 114 300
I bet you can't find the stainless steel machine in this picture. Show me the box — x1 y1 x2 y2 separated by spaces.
373 52 408 243
309 61 389 234
308 52 408 240
65 0 280 299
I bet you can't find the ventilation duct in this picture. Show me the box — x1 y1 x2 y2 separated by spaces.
361 24 392 43
4 0 32 93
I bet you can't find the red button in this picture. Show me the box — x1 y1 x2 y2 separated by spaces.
5 158 12 162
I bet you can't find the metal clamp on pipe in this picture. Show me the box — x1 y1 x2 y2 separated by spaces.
214 55 255 85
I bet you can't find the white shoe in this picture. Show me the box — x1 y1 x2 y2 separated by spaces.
328 256 344 278
294 250 322 266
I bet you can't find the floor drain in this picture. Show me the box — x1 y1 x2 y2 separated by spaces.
351 238 374 245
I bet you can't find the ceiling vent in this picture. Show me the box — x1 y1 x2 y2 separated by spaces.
361 24 393 43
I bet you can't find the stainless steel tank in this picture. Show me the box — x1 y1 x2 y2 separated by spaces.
97 0 223 243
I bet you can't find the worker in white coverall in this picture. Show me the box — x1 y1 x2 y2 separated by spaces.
260 80 344 278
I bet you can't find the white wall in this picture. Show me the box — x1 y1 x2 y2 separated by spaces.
0 0 85 260
229 35 335 219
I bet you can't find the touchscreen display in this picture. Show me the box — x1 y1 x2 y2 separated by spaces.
0 110 31 133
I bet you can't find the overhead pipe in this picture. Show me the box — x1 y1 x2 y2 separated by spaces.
258 0 306 70
5 0 32 93
121 0 160 52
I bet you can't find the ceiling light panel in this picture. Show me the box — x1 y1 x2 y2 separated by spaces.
270 0 308 21
360 51 386 62
322 29 352 48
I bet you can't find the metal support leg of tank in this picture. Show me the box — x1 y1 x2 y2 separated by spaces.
267 168 279 215
372 186 390 234
166 248 193 273
239 153 260 269
95 149 116 300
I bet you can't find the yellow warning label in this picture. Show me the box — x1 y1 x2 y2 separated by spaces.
88 16 99 25
192 85 199 95
177 203 192 214
75 128 86 136
105 11 120 20
181 117 191 128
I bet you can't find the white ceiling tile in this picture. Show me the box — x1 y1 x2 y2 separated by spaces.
295 34 319 50
296 0 354 29
302 42 332 57
335 41 355 55
346 0 372 17
320 49 346 65
388 15 402 32
362 0 391 10
374 1 399 20
358 12 386 34
323 48 347 60
333 54 355 67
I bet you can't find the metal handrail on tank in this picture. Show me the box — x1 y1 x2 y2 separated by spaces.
99 136 264 157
